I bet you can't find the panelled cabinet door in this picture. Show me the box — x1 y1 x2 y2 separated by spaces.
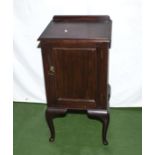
42 44 109 110
48 47 98 109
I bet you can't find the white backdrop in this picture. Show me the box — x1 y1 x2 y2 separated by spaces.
13 0 142 107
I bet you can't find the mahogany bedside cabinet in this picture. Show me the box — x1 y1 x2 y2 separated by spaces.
38 15 112 145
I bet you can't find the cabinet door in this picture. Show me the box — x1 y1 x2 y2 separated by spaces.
47 47 99 109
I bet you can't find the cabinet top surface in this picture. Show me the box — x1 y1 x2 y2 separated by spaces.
38 15 112 42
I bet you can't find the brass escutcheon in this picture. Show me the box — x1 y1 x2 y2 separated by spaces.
48 66 55 76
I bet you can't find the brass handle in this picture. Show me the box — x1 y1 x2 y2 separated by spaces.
48 66 55 76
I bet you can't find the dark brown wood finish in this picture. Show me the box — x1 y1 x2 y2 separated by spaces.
53 15 110 22
38 15 112 145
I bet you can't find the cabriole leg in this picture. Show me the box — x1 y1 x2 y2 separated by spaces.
45 108 67 142
87 110 110 145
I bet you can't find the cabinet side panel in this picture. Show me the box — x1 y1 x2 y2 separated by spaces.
97 43 109 109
